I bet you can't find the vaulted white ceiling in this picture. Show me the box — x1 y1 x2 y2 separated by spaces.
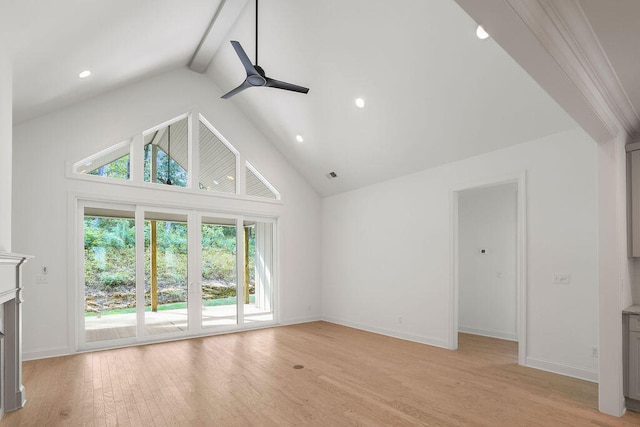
2 0 223 123
3 0 637 197
206 0 576 195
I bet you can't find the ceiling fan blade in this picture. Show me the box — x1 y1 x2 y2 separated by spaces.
265 77 309 94
230 40 259 76
221 79 253 99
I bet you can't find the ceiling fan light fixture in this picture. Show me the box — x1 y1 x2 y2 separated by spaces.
78 70 92 79
476 25 489 40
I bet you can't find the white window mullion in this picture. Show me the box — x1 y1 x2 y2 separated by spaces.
188 211 202 333
77 201 87 349
273 220 280 324
189 112 200 190
236 217 245 326
236 154 246 196
130 134 144 183
135 206 146 339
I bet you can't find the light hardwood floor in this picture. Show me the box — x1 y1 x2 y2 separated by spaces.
3 322 640 426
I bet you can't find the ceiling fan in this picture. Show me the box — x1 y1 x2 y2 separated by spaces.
221 0 309 99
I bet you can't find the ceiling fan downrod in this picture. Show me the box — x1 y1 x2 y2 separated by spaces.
255 0 259 66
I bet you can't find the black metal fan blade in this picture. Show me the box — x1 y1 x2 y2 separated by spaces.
223 40 309 98
265 77 309 94
230 40 260 77
221 79 253 99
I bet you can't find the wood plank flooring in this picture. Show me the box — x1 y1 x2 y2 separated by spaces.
3 321 640 426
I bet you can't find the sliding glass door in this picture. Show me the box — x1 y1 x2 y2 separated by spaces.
143 211 189 336
243 219 275 324
82 206 137 343
201 217 237 328
80 202 277 349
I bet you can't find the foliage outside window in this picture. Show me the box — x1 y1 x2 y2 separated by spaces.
84 216 136 318
144 220 189 309
143 145 188 187
87 154 131 180
143 117 189 188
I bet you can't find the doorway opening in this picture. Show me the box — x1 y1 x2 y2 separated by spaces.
450 174 526 365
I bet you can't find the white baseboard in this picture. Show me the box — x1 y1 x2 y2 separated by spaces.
280 315 322 325
459 326 517 342
526 356 598 383
23 320 322 361
23 346 72 361
321 316 449 349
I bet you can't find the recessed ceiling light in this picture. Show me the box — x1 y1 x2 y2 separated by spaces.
295 134 304 143
78 70 92 79
355 98 365 108
227 175 235 180
213 180 219 185
476 25 489 40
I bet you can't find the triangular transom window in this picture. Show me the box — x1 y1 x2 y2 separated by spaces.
72 112 280 201
199 118 236 194
246 163 278 199
74 140 130 180
144 116 189 187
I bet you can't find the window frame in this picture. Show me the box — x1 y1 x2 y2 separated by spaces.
74 197 280 352
67 110 282 203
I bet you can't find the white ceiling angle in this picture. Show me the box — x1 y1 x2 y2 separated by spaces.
6 0 615 197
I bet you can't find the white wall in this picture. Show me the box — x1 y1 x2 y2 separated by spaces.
12 68 322 359
0 52 11 252
597 133 633 415
458 183 517 341
322 127 599 380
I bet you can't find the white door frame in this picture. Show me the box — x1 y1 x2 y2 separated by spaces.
74 196 281 352
449 172 527 366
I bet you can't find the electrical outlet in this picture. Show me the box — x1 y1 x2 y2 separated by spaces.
553 273 571 285
591 347 598 358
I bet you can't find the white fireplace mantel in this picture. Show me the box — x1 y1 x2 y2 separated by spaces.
0 252 31 420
